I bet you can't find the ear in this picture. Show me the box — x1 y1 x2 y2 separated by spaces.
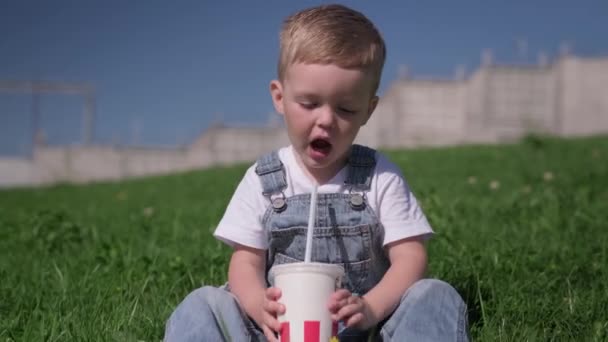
362 95 379 126
269 80 285 115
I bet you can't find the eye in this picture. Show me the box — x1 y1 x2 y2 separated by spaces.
299 102 317 110
338 107 357 115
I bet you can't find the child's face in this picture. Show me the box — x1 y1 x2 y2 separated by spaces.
270 63 378 181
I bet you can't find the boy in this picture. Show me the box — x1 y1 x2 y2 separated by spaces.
164 4 469 341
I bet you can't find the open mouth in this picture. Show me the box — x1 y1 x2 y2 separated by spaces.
310 138 332 156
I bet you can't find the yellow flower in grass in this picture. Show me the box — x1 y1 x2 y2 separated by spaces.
143 206 154 217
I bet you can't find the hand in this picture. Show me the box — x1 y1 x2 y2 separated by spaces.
260 287 285 342
327 289 374 331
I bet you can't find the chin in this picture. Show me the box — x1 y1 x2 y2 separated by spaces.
309 155 340 169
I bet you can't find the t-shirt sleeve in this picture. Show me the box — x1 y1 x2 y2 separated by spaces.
213 165 268 250
375 154 434 245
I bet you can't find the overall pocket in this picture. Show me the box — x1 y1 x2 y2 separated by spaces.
269 239 371 294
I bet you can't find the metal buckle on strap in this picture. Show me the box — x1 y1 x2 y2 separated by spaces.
348 187 366 210
271 192 287 212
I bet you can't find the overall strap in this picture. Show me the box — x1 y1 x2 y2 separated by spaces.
254 151 287 197
344 144 377 191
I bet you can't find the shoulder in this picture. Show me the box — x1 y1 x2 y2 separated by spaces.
276 145 296 168
369 150 413 196
233 162 264 199
251 146 290 171
254 146 293 170
242 145 292 193
350 145 401 174
373 151 403 175
358 147 406 182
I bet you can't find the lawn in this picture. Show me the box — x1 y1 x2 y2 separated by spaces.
1 135 607 341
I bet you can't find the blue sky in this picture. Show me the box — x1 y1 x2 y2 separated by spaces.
1 0 606 156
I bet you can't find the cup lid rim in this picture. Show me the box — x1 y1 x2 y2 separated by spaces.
268 262 345 279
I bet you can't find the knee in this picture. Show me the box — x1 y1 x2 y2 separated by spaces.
170 286 224 319
381 280 469 340
405 279 466 307
165 286 224 340
181 286 224 309
189 286 221 300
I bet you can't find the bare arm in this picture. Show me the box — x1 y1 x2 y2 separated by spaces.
227 244 268 326
227 244 285 340
362 237 427 326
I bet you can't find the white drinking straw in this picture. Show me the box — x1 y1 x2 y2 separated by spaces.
304 185 318 263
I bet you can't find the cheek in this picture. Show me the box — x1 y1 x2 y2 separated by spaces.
284 104 308 123
335 117 359 133
336 121 363 143
284 101 300 114
283 104 307 130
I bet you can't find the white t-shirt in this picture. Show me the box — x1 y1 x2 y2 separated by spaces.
214 145 434 249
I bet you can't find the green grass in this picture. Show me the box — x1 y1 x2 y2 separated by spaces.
1 135 607 341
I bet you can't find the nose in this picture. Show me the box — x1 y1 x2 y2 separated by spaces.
316 105 335 129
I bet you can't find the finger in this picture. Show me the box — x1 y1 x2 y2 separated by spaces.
327 289 352 311
332 301 364 322
327 297 343 312
263 312 282 333
328 289 351 301
331 297 350 313
262 325 278 342
329 293 359 314
264 300 286 316
334 294 359 312
345 312 364 328
266 287 282 300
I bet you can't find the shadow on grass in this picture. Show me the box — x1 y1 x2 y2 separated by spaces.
451 273 493 331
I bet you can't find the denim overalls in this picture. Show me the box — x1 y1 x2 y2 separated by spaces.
256 144 390 296
163 145 470 341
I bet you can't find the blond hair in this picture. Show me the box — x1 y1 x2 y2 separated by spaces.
278 4 386 93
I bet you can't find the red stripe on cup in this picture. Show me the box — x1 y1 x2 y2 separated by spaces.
303 321 320 342
280 322 290 342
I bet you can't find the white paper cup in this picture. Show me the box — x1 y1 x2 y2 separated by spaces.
269 262 344 342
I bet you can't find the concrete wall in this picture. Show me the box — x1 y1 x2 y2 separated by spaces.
559 57 608 136
0 158 41 187
356 84 400 148
462 67 499 143
357 79 467 148
397 80 467 146
28 145 190 185
189 125 290 166
0 125 290 188
472 65 557 141
2 55 608 188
